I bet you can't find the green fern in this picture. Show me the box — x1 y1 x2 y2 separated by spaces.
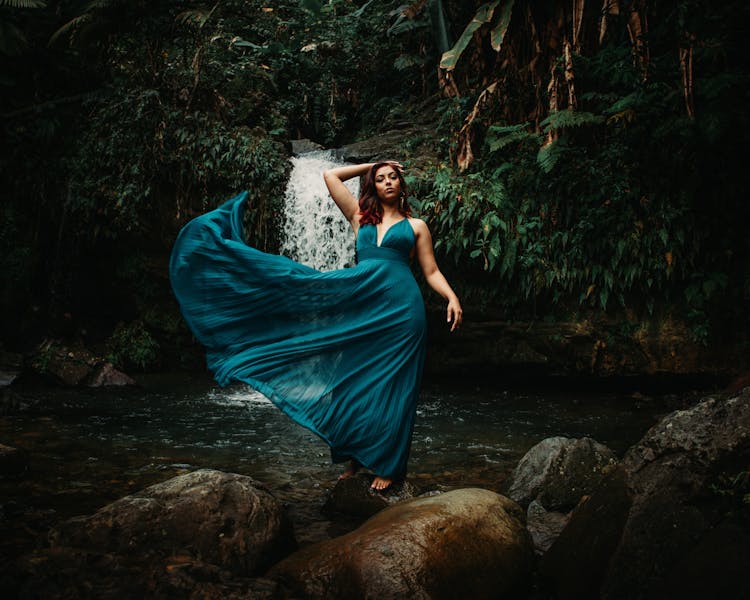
485 123 537 152
541 110 604 133
536 137 568 173
0 1 46 8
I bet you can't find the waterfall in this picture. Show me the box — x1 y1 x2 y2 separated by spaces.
280 150 358 271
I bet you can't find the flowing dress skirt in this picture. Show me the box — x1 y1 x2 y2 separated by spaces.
169 192 426 478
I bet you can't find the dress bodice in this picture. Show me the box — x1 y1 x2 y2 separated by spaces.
356 219 414 264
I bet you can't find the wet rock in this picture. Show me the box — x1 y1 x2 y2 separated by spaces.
290 138 324 155
322 472 422 517
0 369 19 386
270 488 534 599
87 362 136 387
17 470 296 598
17 548 285 600
30 340 98 386
541 389 750 600
504 436 617 511
0 443 29 477
526 500 571 555
49 469 296 576
0 349 22 386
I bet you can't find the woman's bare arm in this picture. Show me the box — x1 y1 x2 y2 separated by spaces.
323 163 373 230
411 219 463 331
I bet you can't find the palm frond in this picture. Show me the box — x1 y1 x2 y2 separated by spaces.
48 14 92 47
0 0 46 8
0 20 27 56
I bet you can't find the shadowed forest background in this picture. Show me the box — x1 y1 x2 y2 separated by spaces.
1 0 748 378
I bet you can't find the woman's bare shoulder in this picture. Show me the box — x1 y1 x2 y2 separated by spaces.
407 217 430 235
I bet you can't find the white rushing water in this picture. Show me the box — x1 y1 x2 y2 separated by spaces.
280 150 358 271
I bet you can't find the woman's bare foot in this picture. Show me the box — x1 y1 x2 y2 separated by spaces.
338 460 361 480
370 476 392 491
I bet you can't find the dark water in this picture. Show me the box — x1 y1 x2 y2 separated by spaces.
0 374 682 555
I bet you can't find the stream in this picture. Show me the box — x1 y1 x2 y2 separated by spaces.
0 151 713 571
1 374 681 555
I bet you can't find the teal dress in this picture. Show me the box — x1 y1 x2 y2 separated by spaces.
169 191 426 478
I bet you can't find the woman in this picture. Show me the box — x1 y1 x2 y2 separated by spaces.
169 161 462 491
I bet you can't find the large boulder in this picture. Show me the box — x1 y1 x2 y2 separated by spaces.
541 389 750 600
49 469 295 575
270 488 534 599
504 436 618 511
18 470 296 598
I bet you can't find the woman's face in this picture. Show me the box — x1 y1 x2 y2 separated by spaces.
374 166 401 202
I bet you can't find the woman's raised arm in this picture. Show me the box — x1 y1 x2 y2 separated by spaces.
323 163 373 230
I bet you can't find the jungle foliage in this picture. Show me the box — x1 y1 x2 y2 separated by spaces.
411 0 749 342
1 0 748 364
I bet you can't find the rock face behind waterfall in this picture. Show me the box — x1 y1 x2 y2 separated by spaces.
18 470 295 598
541 388 750 599
269 488 534 599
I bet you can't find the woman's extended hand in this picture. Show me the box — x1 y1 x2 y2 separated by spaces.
447 297 463 332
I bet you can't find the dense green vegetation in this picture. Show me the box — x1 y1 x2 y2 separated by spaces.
1 0 748 369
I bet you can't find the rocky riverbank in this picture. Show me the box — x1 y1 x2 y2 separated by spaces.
4 386 747 598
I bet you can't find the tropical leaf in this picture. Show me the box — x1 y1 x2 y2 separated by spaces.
0 20 27 56
540 110 604 133
351 0 376 18
0 0 46 7
489 0 514 51
439 1 499 71
48 14 92 47
536 137 567 173
175 10 211 28
300 0 321 17
485 122 536 152
387 18 429 36
394 53 427 70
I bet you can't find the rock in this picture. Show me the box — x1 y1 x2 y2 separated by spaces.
541 389 750 600
334 124 439 171
423 315 748 379
0 349 22 386
291 138 324 155
526 500 571 555
17 470 297 598
0 370 19 386
87 362 136 387
0 443 29 477
270 488 534 599
31 340 98 386
322 472 422 517
504 436 617 511
49 469 296 576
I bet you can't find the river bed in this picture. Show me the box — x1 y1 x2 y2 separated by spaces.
0 374 702 560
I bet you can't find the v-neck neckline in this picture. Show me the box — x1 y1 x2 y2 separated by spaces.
376 218 406 247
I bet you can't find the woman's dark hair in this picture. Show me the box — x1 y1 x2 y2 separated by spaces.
358 162 412 225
